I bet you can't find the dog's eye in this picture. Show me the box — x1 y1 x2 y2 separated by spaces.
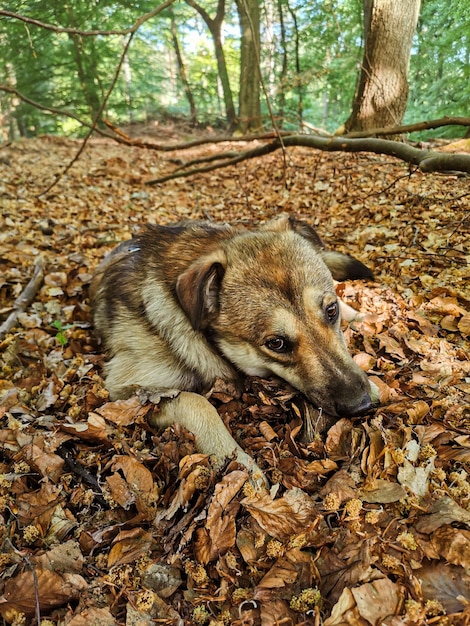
325 301 339 323
265 336 290 353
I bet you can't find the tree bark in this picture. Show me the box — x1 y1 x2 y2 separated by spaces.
344 0 421 133
170 10 198 125
185 0 236 129
235 0 262 133
69 33 103 124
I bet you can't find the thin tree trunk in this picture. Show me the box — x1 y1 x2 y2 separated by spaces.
170 11 198 125
286 0 302 125
277 0 287 127
235 0 261 133
185 0 236 129
345 0 421 133
69 33 102 124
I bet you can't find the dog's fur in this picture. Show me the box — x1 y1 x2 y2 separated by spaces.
90 216 375 470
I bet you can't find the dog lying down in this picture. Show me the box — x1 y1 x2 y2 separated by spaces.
90 215 378 474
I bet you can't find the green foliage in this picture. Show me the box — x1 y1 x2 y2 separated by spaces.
407 0 470 137
51 320 73 347
0 0 468 138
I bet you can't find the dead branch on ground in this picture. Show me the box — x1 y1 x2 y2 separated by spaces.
0 256 45 340
146 134 470 184
342 116 470 138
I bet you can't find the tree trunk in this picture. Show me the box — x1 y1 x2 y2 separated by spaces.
277 0 287 127
185 0 236 130
235 0 262 133
170 11 198 125
286 1 302 125
69 33 103 124
344 0 421 133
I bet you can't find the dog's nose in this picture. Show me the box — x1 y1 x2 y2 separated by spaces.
337 392 373 417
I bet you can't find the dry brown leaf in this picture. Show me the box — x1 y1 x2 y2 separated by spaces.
323 587 360 626
416 496 470 533
0 569 87 617
360 479 407 503
351 578 401 625
318 469 356 504
106 471 135 509
431 527 470 568
17 442 64 482
194 470 247 563
458 315 470 336
141 562 183 598
325 418 354 460
242 487 318 541
376 332 406 359
96 396 152 426
353 351 376 371
367 375 399 404
112 455 155 493
65 607 118 626
16 482 62 532
419 562 470 613
32 539 84 573
107 528 154 568
111 455 159 518
259 420 278 442
61 412 110 443
236 527 262 564
426 296 467 316
259 599 294 626
162 456 213 521
406 400 430 422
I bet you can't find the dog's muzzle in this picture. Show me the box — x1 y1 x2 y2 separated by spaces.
338 392 373 417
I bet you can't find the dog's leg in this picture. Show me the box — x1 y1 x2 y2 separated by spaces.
149 391 263 480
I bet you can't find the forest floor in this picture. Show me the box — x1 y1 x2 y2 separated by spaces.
0 124 469 626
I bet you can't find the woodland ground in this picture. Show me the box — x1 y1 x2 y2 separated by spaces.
0 124 469 626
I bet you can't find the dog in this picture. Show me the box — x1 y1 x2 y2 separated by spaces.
90 216 376 473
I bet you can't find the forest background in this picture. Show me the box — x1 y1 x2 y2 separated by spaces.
1 0 470 141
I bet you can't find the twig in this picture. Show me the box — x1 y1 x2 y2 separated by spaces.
0 256 45 339
0 1 177 37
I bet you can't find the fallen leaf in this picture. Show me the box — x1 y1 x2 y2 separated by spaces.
0 570 87 617
107 528 154 568
242 488 319 541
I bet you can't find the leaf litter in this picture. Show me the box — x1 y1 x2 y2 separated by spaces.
0 129 469 625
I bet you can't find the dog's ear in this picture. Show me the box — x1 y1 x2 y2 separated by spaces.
266 215 373 281
320 250 373 281
265 215 324 250
176 251 226 330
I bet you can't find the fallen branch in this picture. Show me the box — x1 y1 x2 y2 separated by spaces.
0 257 45 339
342 116 470 138
146 134 470 184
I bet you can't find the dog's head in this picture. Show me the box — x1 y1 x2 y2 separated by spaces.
175 217 374 418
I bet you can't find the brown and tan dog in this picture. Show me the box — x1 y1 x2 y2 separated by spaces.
90 216 376 471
